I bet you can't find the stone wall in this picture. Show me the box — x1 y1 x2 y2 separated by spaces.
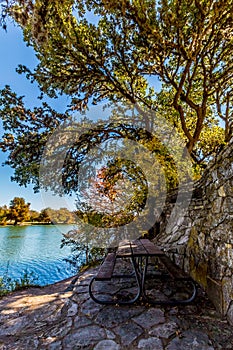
153 138 233 325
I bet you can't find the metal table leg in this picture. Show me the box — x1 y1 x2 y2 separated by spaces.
89 257 142 305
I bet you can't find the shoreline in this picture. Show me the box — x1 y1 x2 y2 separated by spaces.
0 222 76 227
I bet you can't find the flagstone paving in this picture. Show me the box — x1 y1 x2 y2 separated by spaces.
0 265 233 349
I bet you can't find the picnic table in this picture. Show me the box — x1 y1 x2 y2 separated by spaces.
89 238 197 305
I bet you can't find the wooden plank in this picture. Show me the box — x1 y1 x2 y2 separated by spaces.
95 252 116 280
117 240 132 257
159 255 190 280
140 239 165 256
130 239 147 256
117 239 165 257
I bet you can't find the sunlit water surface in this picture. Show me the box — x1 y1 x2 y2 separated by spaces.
0 225 79 286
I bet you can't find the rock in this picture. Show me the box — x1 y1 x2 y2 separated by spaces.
71 290 89 304
132 308 165 329
47 340 62 350
106 329 116 339
93 340 120 350
113 321 143 346
4 336 40 350
74 284 88 293
73 315 92 328
166 330 214 350
149 321 178 338
80 298 104 317
62 325 106 349
95 306 144 328
227 302 233 326
67 301 78 316
137 337 163 349
0 315 32 336
49 317 73 337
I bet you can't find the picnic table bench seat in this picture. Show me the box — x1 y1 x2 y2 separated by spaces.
159 255 192 281
95 252 116 281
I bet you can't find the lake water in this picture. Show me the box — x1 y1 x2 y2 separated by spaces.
0 225 80 286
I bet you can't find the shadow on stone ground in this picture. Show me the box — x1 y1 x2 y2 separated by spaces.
0 260 233 349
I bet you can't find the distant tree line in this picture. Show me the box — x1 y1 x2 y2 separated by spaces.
0 197 76 226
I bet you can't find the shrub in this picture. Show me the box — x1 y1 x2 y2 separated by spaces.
0 268 39 297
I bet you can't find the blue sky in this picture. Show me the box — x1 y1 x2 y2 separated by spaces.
0 23 69 211
0 22 117 211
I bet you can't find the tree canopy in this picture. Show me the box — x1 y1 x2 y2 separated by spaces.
0 0 232 155
0 0 232 229
7 197 30 225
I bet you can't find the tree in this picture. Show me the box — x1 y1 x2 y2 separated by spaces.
7 197 30 225
37 208 51 223
0 0 232 190
3 1 232 139
0 205 8 225
29 209 40 222
75 158 148 228
45 207 76 224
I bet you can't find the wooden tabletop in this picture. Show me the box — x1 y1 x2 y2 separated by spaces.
117 239 165 258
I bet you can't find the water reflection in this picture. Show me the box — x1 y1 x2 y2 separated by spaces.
0 226 27 261
0 225 76 286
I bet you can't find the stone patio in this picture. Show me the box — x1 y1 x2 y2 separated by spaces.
0 263 233 349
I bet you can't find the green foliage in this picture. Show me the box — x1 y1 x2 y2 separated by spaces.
45 207 76 224
0 1 231 157
0 268 39 297
11 270 39 291
0 86 69 192
0 205 8 225
61 232 106 268
0 0 232 195
154 88 227 171
29 209 40 222
7 197 30 225
36 208 51 223
0 197 77 225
